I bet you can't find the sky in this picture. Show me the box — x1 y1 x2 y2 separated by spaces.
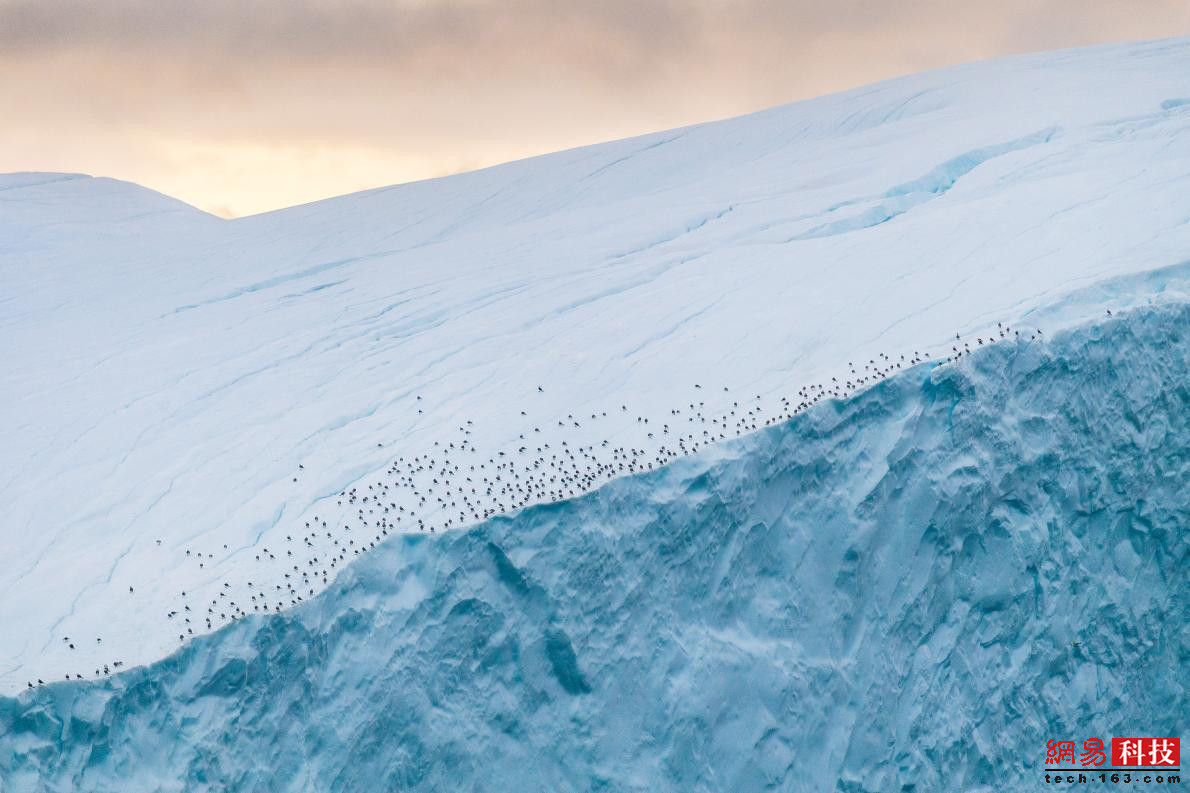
2 0 1188 217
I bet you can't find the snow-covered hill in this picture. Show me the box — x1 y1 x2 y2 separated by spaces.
3 286 1187 792
2 35 1189 708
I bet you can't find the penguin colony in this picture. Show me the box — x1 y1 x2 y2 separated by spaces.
23 319 1061 690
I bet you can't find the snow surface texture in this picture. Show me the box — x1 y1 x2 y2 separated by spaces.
1 298 1186 792
4 38 1190 693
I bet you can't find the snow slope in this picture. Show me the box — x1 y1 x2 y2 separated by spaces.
2 37 1190 699
2 295 1186 792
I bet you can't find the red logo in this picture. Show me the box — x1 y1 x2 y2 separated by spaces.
1080 739 1106 767
1112 738 1180 767
1047 740 1077 765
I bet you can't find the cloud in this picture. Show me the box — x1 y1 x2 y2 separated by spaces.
1 0 1187 215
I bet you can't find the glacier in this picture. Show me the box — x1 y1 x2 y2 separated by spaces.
4 38 1190 693
2 35 1190 791
1 292 1186 792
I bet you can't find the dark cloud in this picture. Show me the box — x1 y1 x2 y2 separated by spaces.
4 0 1186 110
2 1 1177 67
0 0 690 66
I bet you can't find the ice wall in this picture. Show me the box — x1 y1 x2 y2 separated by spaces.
1 300 1186 792
6 38 1190 692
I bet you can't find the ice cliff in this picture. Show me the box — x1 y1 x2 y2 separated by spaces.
5 37 1190 692
2 293 1185 792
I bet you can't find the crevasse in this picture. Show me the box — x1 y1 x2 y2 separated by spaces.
1 301 1186 792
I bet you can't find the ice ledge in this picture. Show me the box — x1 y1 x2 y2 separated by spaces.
1 297 1185 792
